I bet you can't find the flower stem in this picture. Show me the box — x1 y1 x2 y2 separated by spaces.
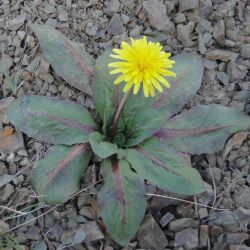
110 91 130 141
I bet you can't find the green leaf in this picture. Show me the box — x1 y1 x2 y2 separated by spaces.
92 49 115 122
156 104 250 154
88 132 118 158
152 52 204 118
8 95 97 145
98 158 146 246
31 144 91 204
123 107 166 147
31 24 94 96
126 138 204 195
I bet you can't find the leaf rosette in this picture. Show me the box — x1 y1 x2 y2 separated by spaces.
7 24 250 246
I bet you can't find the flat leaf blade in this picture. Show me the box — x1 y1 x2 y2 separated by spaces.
88 132 118 158
8 95 97 145
156 104 250 154
152 53 204 117
98 158 146 246
126 138 204 195
31 24 94 95
31 144 91 204
124 107 167 147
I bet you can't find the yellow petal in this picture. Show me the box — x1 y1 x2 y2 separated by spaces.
123 81 134 92
143 83 149 97
149 85 155 97
133 82 140 94
151 78 163 92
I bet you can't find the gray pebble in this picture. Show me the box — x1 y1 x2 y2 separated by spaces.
107 14 125 35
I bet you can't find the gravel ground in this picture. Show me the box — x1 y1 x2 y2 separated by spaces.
0 0 250 249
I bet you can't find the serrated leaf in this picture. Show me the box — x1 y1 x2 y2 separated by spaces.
31 144 91 204
88 132 118 158
126 138 204 195
152 53 204 118
98 158 146 246
8 95 97 145
156 104 250 154
31 24 94 96
123 107 166 147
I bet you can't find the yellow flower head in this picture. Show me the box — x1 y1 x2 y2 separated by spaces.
108 36 176 97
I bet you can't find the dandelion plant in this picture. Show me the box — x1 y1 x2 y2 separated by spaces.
7 24 250 246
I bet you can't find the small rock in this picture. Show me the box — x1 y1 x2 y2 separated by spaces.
57 5 68 22
85 22 98 37
26 35 36 48
137 214 168 250
26 56 40 73
168 218 198 232
199 0 213 17
22 71 32 81
233 188 250 209
160 212 175 228
213 20 225 42
198 208 208 219
38 72 54 84
239 81 250 91
120 14 130 25
43 3 56 14
107 14 124 35
209 225 223 238
48 85 58 94
198 34 206 54
0 97 15 121
17 30 26 41
0 183 14 202
7 14 26 31
130 25 143 37
78 194 91 207
105 0 120 16
228 244 250 250
214 233 249 249
199 225 209 248
203 59 217 70
26 226 41 240
40 82 49 95
0 175 14 188
206 49 238 62
79 206 94 219
173 13 186 24
227 61 248 82
197 181 214 205
196 18 211 33
217 71 229 86
0 220 9 234
143 0 172 32
179 0 198 12
233 91 250 102
241 44 250 59
175 228 199 249
32 241 47 250
204 167 222 185
177 21 195 44
2 54 13 70
12 36 21 47
61 222 103 244
208 207 250 233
